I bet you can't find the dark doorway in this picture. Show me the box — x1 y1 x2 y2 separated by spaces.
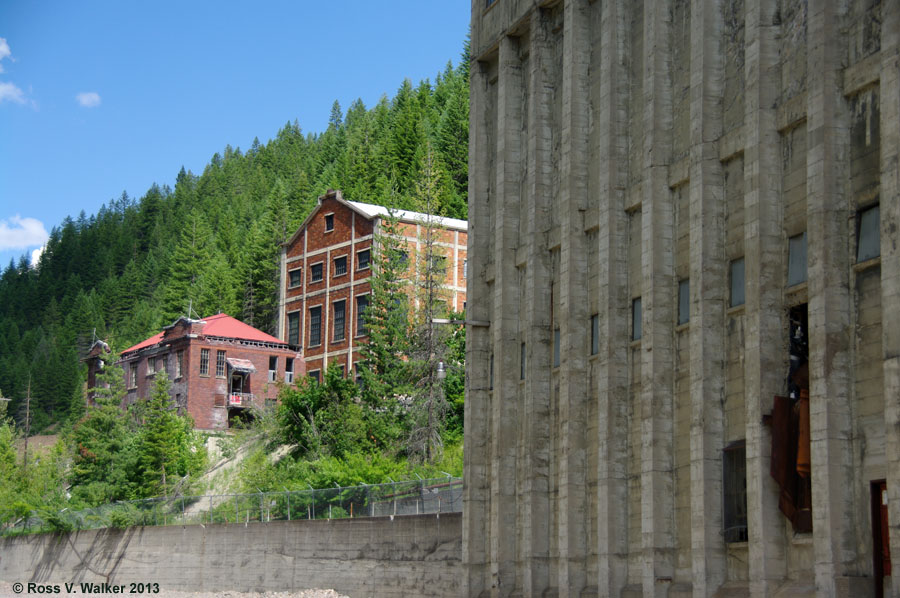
872 480 891 598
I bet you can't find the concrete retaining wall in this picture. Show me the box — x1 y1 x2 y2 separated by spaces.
0 513 461 598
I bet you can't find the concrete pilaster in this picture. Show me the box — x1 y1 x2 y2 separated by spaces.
806 2 863 596
491 35 524 597
688 0 726 595
640 1 675 596
594 1 631 595
880 3 900 597
743 1 787 596
464 58 492 598
557 1 591 596
519 9 553 597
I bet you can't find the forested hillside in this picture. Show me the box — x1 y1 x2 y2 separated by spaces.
0 54 469 433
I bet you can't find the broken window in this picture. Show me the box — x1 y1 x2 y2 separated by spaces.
129 363 138 388
287 312 300 346
730 258 745 307
632 297 642 341
175 350 184 379
309 306 322 346
311 263 323 282
324 213 334 232
678 279 690 325
787 232 807 286
723 440 748 543
268 356 277 382
334 256 347 276
857 204 880 263
200 349 210 376
333 300 346 341
285 357 294 384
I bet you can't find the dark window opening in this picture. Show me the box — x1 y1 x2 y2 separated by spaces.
358 249 371 270
333 300 346 341
787 232 808 286
632 297 642 341
723 441 748 543
678 279 690 325
553 328 560 367
311 263 323 282
857 204 880 263
200 348 209 376
324 214 334 232
591 314 599 355
730 258 745 307
309 370 320 384
289 269 302 288
356 295 369 336
286 357 294 384
334 256 347 276
268 356 278 382
288 312 300 345
309 306 322 346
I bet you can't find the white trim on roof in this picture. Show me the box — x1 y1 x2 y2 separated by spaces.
345 200 468 231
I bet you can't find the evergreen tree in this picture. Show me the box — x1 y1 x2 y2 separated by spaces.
163 210 214 321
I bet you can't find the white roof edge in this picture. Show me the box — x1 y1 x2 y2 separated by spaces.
346 200 468 231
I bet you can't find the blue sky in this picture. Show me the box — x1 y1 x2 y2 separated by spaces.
0 1 470 269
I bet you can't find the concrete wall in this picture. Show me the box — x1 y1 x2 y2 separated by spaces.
0 513 461 598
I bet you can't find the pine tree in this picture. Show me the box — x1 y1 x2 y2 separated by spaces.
163 210 214 322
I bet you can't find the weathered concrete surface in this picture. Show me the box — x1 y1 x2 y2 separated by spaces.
0 513 461 598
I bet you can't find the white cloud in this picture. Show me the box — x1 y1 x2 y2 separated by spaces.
0 81 25 104
0 38 11 74
0 215 49 250
30 245 45 266
76 91 101 108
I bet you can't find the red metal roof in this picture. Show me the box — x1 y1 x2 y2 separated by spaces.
120 313 285 356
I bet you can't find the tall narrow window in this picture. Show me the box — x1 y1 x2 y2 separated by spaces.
311 263 323 282
730 258 745 307
309 306 322 346
787 232 808 286
176 350 184 378
268 356 278 382
553 328 561 367
285 357 294 384
200 349 210 376
216 350 226 378
857 204 880 263
678 279 690 325
356 295 369 336
591 314 599 355
309 370 320 384
129 363 138 388
334 256 347 276
288 312 300 345
324 214 334 232
632 297 642 341
723 441 748 543
333 300 346 341
289 268 302 288
520 342 526 380
357 249 370 270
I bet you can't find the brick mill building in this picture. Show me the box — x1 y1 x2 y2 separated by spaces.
465 1 900 597
112 314 301 430
277 189 467 381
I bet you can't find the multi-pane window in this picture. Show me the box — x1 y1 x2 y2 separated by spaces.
311 263 323 282
730 258 745 307
309 370 320 384
356 295 369 336
176 350 184 378
288 312 300 345
632 297 642 341
787 232 808 286
268 356 278 382
677 279 690 325
333 300 346 341
216 350 226 378
334 256 347 276
289 268 302 288
324 214 334 232
200 349 210 376
857 204 880 263
129 363 138 388
309 306 322 346
357 249 370 270
723 441 748 543
591 314 599 355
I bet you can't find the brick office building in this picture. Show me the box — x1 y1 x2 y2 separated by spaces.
110 314 301 430
277 189 467 381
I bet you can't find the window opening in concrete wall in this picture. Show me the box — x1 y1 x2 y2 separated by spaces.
176 350 183 378
678 279 690 325
268 356 278 382
787 232 808 286
289 268 302 288
356 295 369 335
520 342 526 380
311 263 323 282
857 204 880 263
325 213 334 232
591 314 599 355
333 300 346 341
632 297 642 341
200 349 210 376
357 249 370 270
872 479 892 598
309 306 322 346
216 350 226 378
723 440 748 543
334 256 347 276
288 312 300 345
553 328 561 367
285 357 294 384
730 258 745 307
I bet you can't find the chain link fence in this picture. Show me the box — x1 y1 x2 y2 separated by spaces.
1 476 462 535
